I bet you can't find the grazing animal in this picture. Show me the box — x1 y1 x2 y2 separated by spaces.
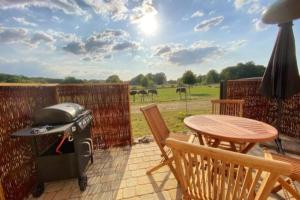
148 89 158 102
130 90 138 102
176 87 187 100
138 89 148 102
176 87 186 93
147 89 158 95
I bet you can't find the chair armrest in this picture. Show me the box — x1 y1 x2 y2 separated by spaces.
263 148 274 160
188 134 196 144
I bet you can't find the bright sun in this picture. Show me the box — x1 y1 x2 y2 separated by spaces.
138 14 158 36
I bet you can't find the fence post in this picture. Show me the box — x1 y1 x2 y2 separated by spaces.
220 80 227 99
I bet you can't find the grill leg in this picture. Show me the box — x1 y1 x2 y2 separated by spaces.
78 175 87 191
32 182 44 198
275 138 285 154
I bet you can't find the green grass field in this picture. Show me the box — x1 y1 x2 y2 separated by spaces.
130 85 220 104
130 85 220 137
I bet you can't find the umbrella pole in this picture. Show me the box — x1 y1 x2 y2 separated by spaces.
275 99 285 154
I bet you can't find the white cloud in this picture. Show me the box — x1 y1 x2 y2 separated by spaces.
30 31 55 48
130 0 157 24
191 10 204 18
153 39 247 66
12 17 37 27
0 0 159 22
82 0 128 21
234 0 264 14
0 26 80 50
252 18 269 31
51 16 63 23
62 29 140 60
153 42 221 66
0 0 130 21
0 0 87 16
0 27 28 43
194 16 224 32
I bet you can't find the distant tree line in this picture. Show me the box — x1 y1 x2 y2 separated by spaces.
179 61 265 86
130 72 167 87
0 61 265 85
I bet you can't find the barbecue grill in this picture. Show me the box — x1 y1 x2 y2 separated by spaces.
11 103 93 197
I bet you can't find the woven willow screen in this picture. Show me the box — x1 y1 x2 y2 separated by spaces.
226 78 300 139
0 83 131 200
56 84 131 149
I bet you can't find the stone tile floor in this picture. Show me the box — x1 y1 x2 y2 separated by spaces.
28 141 290 200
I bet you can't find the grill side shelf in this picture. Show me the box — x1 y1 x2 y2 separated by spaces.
11 123 74 137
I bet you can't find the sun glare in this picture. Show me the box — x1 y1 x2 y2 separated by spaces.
138 14 158 36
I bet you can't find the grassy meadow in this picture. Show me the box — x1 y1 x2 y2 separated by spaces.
130 85 220 137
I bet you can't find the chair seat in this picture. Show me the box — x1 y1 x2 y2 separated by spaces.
271 153 300 181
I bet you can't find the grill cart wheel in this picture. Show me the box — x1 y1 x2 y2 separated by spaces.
78 175 87 191
32 182 44 198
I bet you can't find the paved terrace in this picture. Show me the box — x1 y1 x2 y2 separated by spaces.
28 141 285 200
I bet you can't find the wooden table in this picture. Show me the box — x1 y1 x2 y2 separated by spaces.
184 115 278 153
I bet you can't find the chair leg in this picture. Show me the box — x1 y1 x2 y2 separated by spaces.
146 157 174 175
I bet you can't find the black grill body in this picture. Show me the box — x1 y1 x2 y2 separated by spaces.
11 103 93 197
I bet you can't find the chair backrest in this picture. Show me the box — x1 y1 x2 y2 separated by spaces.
211 99 245 117
140 104 170 149
166 138 292 200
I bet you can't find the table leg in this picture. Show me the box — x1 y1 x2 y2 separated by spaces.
197 133 205 145
211 139 220 148
241 143 256 154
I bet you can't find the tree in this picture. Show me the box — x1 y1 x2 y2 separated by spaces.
206 70 220 84
182 70 197 86
181 70 197 95
130 74 145 85
153 72 167 85
140 76 153 87
106 75 122 83
197 74 206 85
63 76 84 84
220 61 265 81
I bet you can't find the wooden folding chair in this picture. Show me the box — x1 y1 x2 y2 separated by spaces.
264 150 300 199
211 99 245 117
166 138 292 200
140 104 196 178
207 99 245 151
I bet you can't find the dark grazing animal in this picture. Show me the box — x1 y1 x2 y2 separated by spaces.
148 89 158 95
130 90 138 102
176 87 187 100
176 87 186 93
148 89 158 102
138 89 148 102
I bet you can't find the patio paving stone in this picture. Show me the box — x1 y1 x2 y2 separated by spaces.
27 141 290 200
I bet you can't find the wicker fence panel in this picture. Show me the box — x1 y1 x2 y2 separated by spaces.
0 85 57 200
56 84 131 149
0 83 131 199
226 78 300 139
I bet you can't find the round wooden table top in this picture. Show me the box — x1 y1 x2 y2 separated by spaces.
184 115 278 143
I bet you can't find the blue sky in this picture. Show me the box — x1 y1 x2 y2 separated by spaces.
0 0 299 80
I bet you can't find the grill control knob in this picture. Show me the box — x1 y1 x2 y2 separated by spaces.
71 126 77 132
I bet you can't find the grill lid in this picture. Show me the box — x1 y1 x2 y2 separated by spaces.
33 103 85 126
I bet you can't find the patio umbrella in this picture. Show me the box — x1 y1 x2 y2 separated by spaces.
262 0 300 24
259 21 300 153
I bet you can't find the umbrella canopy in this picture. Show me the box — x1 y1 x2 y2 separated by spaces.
262 0 300 24
259 22 300 100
